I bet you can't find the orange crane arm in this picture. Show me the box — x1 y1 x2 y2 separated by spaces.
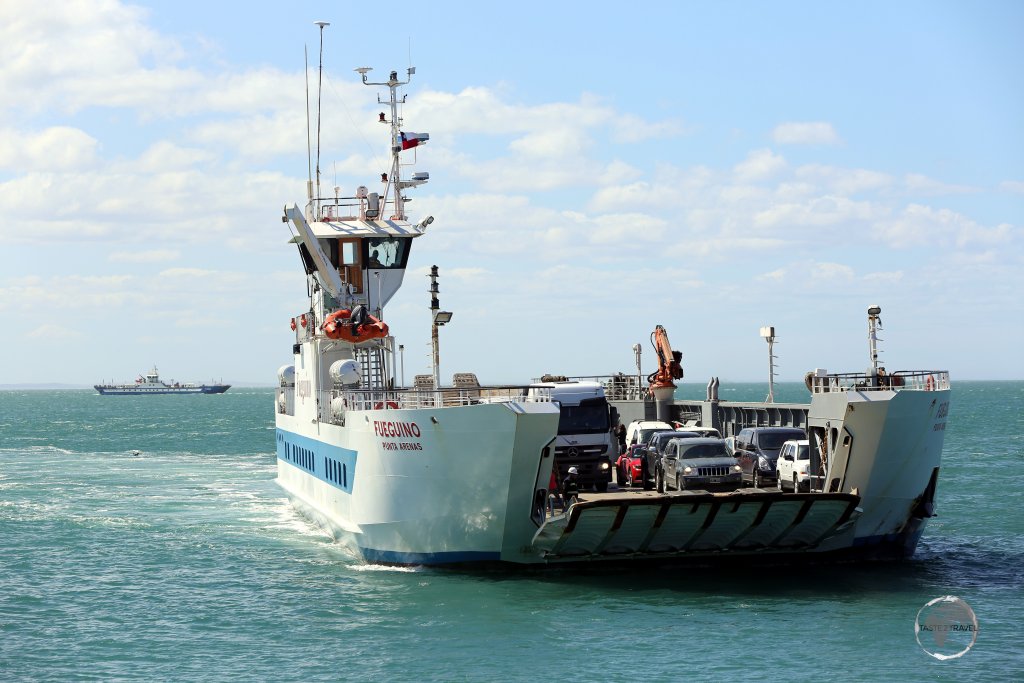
648 324 683 390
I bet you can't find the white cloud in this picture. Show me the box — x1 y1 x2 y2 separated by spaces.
772 122 840 145
26 323 82 340
135 142 214 172
795 164 892 195
753 195 878 230
0 274 144 311
873 204 1014 249
810 262 855 281
759 268 788 282
999 180 1024 194
733 148 787 183
0 126 99 171
609 114 688 144
904 173 975 195
508 127 590 159
862 271 904 284
108 249 180 263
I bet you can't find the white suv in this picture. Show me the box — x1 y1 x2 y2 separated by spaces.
625 420 674 448
776 439 811 492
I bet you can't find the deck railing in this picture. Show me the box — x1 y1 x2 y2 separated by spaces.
317 385 553 426
808 370 950 394
532 374 650 401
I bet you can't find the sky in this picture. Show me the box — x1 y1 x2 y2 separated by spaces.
1 0 1022 386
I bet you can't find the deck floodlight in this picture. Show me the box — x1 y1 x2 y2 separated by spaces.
868 305 882 316
434 311 453 325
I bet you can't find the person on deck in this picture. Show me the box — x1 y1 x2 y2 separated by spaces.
561 467 580 507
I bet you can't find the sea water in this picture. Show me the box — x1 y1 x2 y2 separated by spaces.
1 383 1021 682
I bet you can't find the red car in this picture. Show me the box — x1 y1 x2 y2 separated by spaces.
616 444 647 487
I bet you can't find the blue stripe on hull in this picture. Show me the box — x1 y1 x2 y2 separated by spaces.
276 428 357 494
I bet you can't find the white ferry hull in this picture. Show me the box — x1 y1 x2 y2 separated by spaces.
811 386 949 557
276 401 560 564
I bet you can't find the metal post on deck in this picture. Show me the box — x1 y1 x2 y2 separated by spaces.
428 265 453 391
760 326 777 403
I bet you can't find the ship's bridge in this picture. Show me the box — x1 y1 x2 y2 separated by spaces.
286 202 429 312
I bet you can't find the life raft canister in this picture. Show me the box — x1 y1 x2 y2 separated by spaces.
925 374 935 391
289 318 296 331
321 307 389 343
300 314 308 328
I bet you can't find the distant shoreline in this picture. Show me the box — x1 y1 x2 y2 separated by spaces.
1 379 1018 391
0 384 276 391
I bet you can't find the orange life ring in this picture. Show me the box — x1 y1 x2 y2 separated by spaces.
289 318 296 331
373 401 400 410
925 374 935 391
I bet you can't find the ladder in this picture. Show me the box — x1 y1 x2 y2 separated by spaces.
355 341 389 392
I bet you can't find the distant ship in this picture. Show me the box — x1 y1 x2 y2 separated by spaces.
94 366 230 395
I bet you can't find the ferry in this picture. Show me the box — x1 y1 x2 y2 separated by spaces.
94 366 230 395
274 31 950 566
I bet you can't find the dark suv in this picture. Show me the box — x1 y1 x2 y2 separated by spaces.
734 427 806 487
641 430 699 490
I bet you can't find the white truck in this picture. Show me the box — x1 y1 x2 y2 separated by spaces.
530 380 616 492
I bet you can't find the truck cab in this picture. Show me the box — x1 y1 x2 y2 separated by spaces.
531 381 615 492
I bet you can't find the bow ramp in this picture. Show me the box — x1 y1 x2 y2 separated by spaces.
532 490 861 561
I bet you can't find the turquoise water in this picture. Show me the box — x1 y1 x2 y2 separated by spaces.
1 383 1021 681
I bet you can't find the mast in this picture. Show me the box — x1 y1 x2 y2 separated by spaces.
867 305 883 378
313 21 330 220
356 66 417 220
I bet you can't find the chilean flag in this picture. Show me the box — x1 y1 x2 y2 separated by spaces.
400 132 429 150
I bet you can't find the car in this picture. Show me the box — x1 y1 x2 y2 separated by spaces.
661 437 742 492
618 430 695 488
672 425 722 439
733 427 806 487
624 420 674 449
642 430 700 490
615 444 646 487
776 439 812 492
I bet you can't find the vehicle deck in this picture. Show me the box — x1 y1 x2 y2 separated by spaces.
536 486 861 561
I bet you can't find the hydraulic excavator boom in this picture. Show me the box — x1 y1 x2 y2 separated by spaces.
648 324 683 391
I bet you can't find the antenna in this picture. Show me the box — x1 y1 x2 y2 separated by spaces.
314 21 330 219
304 44 312 206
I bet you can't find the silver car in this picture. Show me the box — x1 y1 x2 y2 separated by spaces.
663 437 743 492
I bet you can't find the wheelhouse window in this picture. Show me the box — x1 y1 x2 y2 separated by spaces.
363 237 410 269
326 237 363 293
